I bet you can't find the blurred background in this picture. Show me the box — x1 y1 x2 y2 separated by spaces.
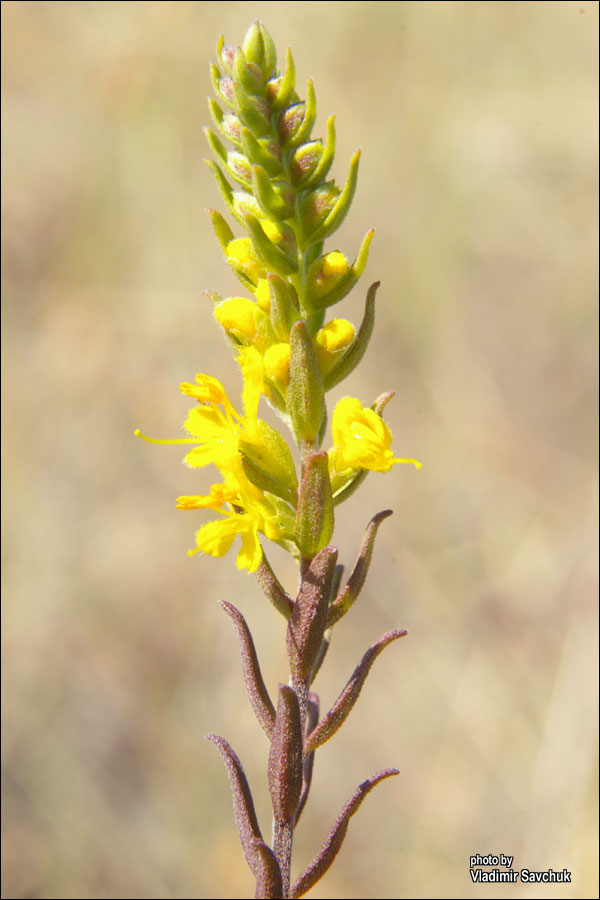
2 2 598 898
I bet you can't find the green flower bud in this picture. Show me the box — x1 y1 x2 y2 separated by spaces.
306 250 350 300
289 141 323 186
232 47 265 96
233 85 271 136
298 183 340 244
242 21 277 80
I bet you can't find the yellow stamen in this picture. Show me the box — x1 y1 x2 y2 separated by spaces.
134 429 198 445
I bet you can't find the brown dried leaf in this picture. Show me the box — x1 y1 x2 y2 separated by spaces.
290 769 400 898
251 838 283 899
327 510 393 627
268 685 303 824
287 546 338 683
220 600 276 741
255 554 294 619
296 692 319 824
205 734 264 876
305 629 407 754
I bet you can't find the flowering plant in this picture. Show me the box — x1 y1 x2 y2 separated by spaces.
137 21 420 899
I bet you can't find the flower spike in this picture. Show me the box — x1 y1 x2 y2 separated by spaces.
137 19 422 899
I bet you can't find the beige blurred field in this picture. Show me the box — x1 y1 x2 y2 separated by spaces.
1 2 598 898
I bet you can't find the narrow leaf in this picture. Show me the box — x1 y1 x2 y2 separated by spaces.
252 164 295 219
268 685 304 824
309 629 331 685
233 82 271 136
268 273 300 341
232 47 263 96
205 734 265 876
308 231 375 312
241 454 297 506
296 692 320 824
303 114 336 189
219 600 276 741
290 769 400 898
324 280 377 389
305 630 407 754
291 78 317 147
332 467 368 507
207 208 234 251
294 452 334 559
288 320 325 443
328 510 393 627
246 214 298 276
240 127 283 176
255 554 294 619
271 47 296 111
205 159 238 222
287 546 338 683
308 149 361 244
251 839 283 900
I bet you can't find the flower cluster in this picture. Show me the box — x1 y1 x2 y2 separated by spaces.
137 22 420 573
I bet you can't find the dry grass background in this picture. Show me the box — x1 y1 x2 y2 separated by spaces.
1 2 598 898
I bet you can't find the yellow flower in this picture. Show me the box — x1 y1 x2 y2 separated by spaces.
226 238 266 286
308 250 349 299
177 469 283 573
264 342 291 387
135 349 294 571
314 318 355 376
330 397 422 474
254 278 271 312
136 348 265 466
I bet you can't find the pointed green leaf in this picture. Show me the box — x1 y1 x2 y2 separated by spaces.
324 280 377 389
240 127 283 176
309 149 361 243
233 82 271 135
308 229 374 312
205 160 237 221
294 452 334 558
268 273 299 341
289 78 316 148
207 209 234 251
252 165 295 219
271 47 296 111
303 114 336 189
233 46 264 95
245 214 298 276
288 320 325 443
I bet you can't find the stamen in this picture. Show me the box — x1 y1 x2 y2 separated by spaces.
134 429 198 445
393 457 422 469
